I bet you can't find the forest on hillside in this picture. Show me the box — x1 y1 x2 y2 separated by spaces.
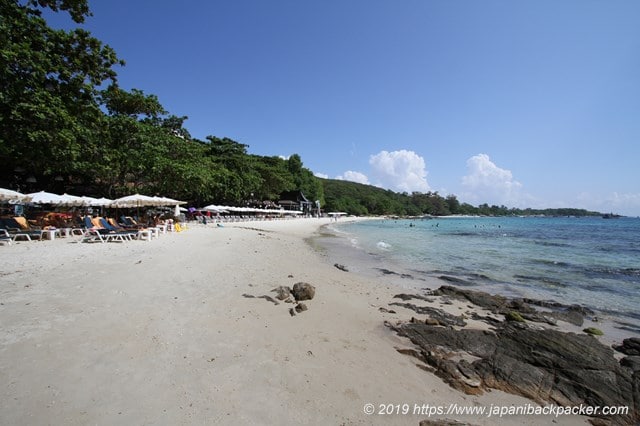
320 179 601 217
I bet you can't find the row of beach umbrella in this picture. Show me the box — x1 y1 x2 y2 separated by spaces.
1 188 302 216
201 204 302 215
0 188 185 208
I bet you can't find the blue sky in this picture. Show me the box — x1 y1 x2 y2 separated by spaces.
47 1 640 215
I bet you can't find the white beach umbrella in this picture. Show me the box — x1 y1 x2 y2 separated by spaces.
152 196 187 206
58 193 87 207
93 197 114 207
79 196 114 207
201 204 229 213
80 195 99 206
0 188 31 202
111 194 161 208
26 190 64 205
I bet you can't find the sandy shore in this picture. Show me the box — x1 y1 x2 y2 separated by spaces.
0 218 590 425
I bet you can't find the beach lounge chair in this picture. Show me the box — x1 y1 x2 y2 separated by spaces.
0 217 43 241
106 217 154 241
99 218 137 241
79 228 107 243
78 216 111 243
0 229 12 245
118 215 147 230
83 216 110 234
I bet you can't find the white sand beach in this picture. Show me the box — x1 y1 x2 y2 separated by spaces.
0 218 590 425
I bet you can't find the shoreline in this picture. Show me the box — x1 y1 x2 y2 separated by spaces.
0 218 625 424
318 217 640 345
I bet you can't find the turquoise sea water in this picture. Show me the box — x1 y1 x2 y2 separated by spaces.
330 216 640 332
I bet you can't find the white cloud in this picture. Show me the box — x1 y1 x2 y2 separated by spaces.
368 150 430 193
461 153 523 205
335 170 370 185
577 191 640 216
314 172 329 179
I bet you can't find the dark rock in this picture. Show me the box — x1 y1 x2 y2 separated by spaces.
244 293 279 305
271 286 291 300
393 293 435 302
292 282 315 301
393 321 638 424
613 338 640 356
470 312 503 326
389 302 467 327
334 263 349 272
378 307 397 314
524 300 592 326
457 359 482 388
620 356 640 372
257 295 279 305
547 306 587 327
432 285 587 326
520 312 557 326
295 303 307 313
432 285 508 312
289 308 296 317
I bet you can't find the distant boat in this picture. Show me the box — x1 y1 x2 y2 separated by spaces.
602 213 621 219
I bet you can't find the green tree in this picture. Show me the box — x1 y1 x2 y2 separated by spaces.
252 155 295 201
205 136 262 203
0 0 123 186
286 153 324 206
446 195 460 214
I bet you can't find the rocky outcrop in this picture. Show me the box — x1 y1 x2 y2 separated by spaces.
242 293 280 305
271 286 291 301
292 282 315 301
334 263 349 272
393 293 435 303
614 338 640 356
431 285 591 326
389 302 467 327
245 283 316 317
393 320 638 425
621 356 640 372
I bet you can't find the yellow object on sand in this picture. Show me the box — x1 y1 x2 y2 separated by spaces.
175 223 182 232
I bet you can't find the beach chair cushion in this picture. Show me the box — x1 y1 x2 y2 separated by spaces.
13 216 30 230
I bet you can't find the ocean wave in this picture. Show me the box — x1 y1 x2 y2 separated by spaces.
530 258 571 268
532 240 571 248
376 241 392 251
583 266 640 281
514 274 568 288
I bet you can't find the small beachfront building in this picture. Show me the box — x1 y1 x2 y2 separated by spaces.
278 190 313 215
